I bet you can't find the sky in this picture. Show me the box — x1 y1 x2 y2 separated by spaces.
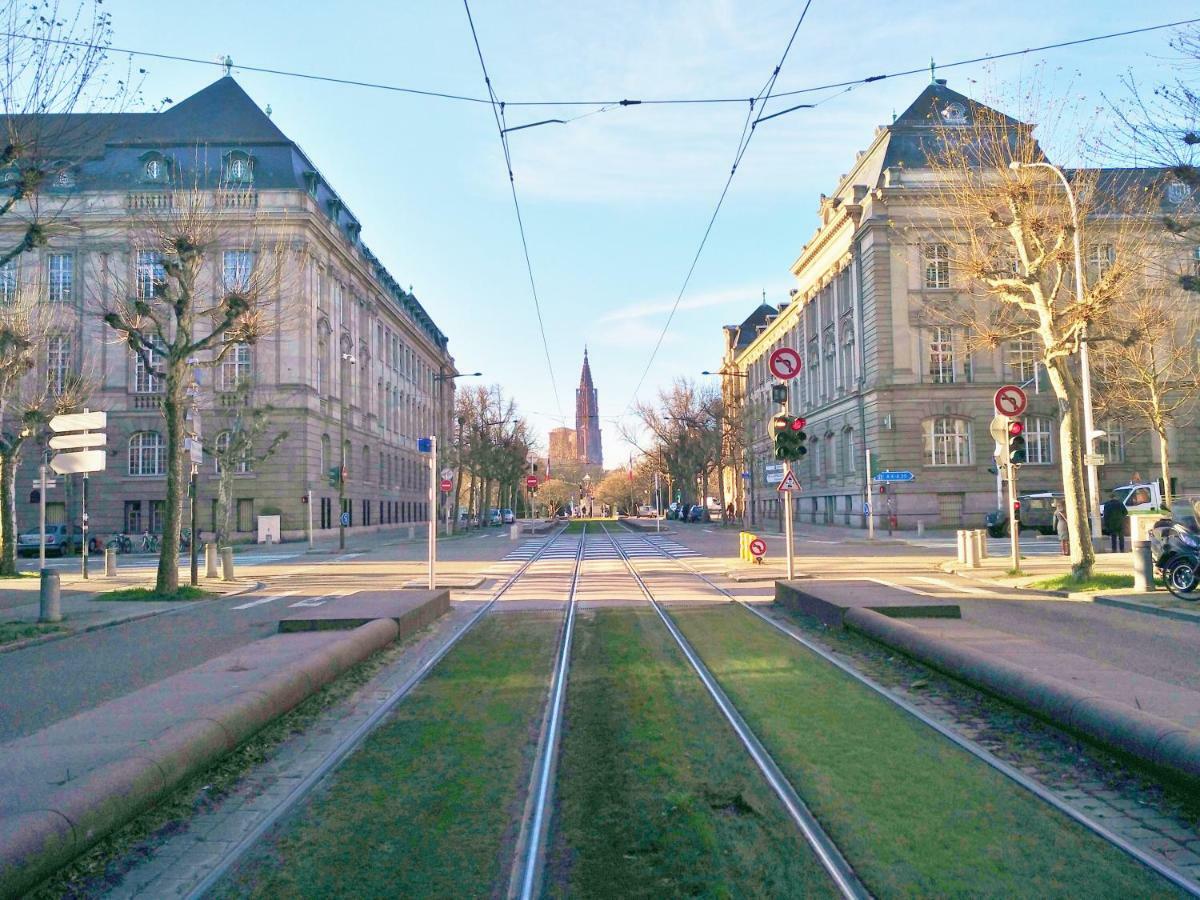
99 0 1197 464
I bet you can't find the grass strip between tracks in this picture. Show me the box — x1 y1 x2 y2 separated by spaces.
669 604 1180 898
216 612 562 899
545 607 837 898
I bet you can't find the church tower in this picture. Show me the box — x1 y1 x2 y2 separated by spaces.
575 348 603 467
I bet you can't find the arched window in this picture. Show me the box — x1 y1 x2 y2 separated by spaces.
215 430 250 474
316 322 330 396
128 431 166 476
321 433 330 473
925 417 972 467
220 335 251 391
842 426 856 473
362 445 370 483
1025 416 1054 465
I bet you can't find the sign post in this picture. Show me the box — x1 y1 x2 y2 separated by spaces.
993 388 1027 574
776 467 800 579
419 436 437 589
49 409 107 579
38 462 48 569
654 472 661 533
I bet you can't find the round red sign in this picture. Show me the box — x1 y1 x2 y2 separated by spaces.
993 384 1028 417
439 478 453 492
768 347 803 381
525 475 539 489
749 537 767 557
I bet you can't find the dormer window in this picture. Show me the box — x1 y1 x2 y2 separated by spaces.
941 102 967 125
223 151 253 185
1166 181 1190 204
140 152 169 183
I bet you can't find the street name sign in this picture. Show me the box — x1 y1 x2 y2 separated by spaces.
993 384 1028 417
1084 453 1106 466
49 409 107 475
31 479 57 489
764 462 785 484
776 468 801 492
873 471 915 483
49 411 106 433
768 347 803 381
48 433 106 451
51 450 106 475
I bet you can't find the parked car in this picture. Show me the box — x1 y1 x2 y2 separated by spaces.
636 504 657 518
687 504 707 523
18 523 81 558
487 508 503 526
985 491 1063 537
501 508 515 524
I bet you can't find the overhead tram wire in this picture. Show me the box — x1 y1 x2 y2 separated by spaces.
623 1 814 412
461 0 563 419
4 16 1196 111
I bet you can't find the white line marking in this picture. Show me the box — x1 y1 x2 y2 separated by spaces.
231 591 296 611
865 577 934 597
913 576 992 596
288 594 332 608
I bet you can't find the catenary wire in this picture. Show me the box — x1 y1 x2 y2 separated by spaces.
461 0 563 420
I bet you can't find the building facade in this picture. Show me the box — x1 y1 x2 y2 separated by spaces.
721 81 1200 530
7 76 456 541
547 427 577 473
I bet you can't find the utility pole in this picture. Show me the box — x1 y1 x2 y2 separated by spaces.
339 352 356 550
427 434 437 589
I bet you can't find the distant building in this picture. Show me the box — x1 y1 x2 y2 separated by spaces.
575 349 603 467
547 427 576 473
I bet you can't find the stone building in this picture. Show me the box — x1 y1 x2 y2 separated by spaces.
719 80 1200 530
574 349 603 467
8 75 456 541
547 427 577 473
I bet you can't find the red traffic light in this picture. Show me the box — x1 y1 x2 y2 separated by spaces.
1013 500 1021 510
1008 420 1024 436
790 417 806 431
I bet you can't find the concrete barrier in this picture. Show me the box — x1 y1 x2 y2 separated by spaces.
844 607 1200 786
0 619 401 897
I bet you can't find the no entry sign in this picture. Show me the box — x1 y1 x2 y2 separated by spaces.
993 384 1028 417
439 478 453 492
748 537 767 557
768 347 803 381
525 475 539 489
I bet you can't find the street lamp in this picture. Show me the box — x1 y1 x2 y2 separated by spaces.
1009 160 1101 543
339 352 356 550
431 371 480 533
701 369 748 378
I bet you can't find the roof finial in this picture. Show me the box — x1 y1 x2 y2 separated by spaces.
930 57 937 83
762 288 766 303
223 55 233 77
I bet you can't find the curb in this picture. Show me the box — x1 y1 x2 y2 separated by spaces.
0 617 398 897
0 581 263 656
844 607 1200 786
1093 594 1200 625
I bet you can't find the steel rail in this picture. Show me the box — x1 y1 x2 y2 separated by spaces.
187 525 571 899
600 524 870 900
616 523 1200 898
514 524 587 900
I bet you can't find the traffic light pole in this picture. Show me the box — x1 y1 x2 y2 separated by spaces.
428 435 437 589
1006 457 1020 574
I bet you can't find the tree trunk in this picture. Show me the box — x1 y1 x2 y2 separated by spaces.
1157 427 1172 509
1044 356 1094 579
157 367 187 594
0 449 18 576
218 467 235 547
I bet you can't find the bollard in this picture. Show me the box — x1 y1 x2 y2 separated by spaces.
408 525 415 541
975 529 988 560
956 530 967 565
205 543 218 579
104 548 117 577
510 524 520 541
38 569 61 623
220 546 235 582
964 530 979 568
1132 541 1155 592
916 520 925 537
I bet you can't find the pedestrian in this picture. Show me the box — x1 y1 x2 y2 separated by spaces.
1053 500 1069 555
1101 496 1129 553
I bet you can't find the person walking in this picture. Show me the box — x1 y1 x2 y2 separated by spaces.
1053 500 1070 555
1101 496 1129 553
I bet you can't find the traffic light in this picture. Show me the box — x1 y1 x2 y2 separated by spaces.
789 416 808 460
771 415 808 461
1008 420 1026 465
328 466 341 487
771 414 790 460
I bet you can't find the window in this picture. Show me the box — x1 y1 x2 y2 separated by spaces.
46 335 71 394
928 326 955 384
226 153 251 183
923 243 950 289
334 282 344 327
1101 420 1125 464
1087 243 1114 281
144 158 163 181
136 250 163 300
825 433 837 475
222 249 252 293
316 326 329 395
47 254 72 302
134 350 162 394
215 430 250 474
843 427 856 473
1025 416 1054 465
321 433 330 473
926 418 971 466
941 102 967 124
0 259 16 304
1167 181 1190 204
1007 336 1037 383
128 431 166 476
220 335 251 390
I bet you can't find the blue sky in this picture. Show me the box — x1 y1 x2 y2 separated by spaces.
103 1 1196 463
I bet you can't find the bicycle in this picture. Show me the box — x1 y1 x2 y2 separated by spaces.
140 532 160 553
106 533 133 554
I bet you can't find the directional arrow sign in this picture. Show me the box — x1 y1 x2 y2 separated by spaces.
872 471 915 483
50 449 106 475
768 347 803 381
49 411 106 433
48 432 107 451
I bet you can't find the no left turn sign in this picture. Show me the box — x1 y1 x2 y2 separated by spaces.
768 347 803 381
748 537 767 557
993 384 1028 417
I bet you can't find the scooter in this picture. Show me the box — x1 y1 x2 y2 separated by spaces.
1149 518 1200 600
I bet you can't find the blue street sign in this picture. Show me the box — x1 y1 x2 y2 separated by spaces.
417 437 433 453
863 502 871 515
872 470 915 483
340 511 350 527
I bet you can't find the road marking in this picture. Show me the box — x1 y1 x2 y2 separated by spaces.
913 576 992 596
231 590 296 611
865 577 933 597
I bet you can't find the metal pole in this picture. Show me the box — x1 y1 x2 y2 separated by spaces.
38 463 47 569
189 464 199 586
80 473 88 579
784 482 795 580
654 472 661 533
338 376 346 551
865 447 874 540
428 435 437 589
307 489 313 549
1007 458 1020 572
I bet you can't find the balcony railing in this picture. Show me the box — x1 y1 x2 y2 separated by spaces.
126 192 173 210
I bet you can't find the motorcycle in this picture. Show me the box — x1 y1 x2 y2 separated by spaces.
1149 518 1200 600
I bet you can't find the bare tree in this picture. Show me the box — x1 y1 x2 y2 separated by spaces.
101 165 286 593
624 378 720 509
453 384 533 520
919 98 1150 578
536 478 572 517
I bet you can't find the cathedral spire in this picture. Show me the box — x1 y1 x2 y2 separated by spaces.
574 347 603 467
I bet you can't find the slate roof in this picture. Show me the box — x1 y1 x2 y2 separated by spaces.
729 302 777 349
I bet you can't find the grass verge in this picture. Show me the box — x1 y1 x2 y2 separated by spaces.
669 604 1177 898
92 586 213 602
0 620 65 646
546 608 834 897
217 612 561 898
560 518 613 534
1028 573 1137 592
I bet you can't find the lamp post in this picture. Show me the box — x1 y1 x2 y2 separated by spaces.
338 352 356 550
431 371 480 533
1010 160 1101 544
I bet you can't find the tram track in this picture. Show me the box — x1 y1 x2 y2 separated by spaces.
612 521 1200 898
186 524 575 899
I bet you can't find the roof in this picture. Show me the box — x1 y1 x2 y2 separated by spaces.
730 303 777 349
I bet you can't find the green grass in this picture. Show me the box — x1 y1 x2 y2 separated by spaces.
546 608 834 898
560 518 613 534
1028 573 1136 593
92 586 213 602
218 612 562 899
0 620 65 645
669 604 1177 898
